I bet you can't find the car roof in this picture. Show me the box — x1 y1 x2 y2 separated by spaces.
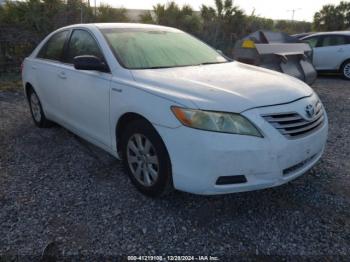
58 23 181 32
303 31 350 38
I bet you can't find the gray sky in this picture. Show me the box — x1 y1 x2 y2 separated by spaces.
97 0 343 22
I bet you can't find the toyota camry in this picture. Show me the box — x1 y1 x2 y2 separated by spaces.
22 23 328 196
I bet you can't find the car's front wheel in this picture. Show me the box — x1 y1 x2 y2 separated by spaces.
120 119 173 197
341 60 350 80
28 88 52 128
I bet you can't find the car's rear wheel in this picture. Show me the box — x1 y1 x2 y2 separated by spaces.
28 88 52 128
120 119 173 197
341 60 350 80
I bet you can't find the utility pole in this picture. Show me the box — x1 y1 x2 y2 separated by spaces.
80 0 83 23
94 0 97 20
287 8 301 22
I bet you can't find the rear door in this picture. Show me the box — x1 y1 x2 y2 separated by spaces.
312 35 348 70
34 30 70 120
58 29 112 148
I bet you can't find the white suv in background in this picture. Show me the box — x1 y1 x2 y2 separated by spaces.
302 31 350 79
22 24 328 197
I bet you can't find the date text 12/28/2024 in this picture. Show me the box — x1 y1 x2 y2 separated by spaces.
127 255 220 261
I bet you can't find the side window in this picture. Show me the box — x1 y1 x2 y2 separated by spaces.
37 30 69 61
66 29 104 64
304 36 320 48
320 35 347 47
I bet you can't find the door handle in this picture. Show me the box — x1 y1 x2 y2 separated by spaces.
338 48 344 52
58 72 67 79
112 87 123 93
31 66 37 70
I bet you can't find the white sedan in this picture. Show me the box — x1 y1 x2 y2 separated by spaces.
302 31 350 79
22 23 328 196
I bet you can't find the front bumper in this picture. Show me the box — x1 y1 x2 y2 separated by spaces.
155 97 328 195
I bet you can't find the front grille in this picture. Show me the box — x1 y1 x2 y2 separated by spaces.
262 101 324 139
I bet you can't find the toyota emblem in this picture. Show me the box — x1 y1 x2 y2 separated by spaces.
305 104 315 119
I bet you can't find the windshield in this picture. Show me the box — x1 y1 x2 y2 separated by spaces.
100 28 228 69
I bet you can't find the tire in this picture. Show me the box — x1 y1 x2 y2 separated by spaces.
27 88 52 128
340 59 350 80
120 119 173 197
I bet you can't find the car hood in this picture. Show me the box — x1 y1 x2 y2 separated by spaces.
131 61 313 112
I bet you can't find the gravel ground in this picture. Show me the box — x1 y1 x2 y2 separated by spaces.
0 77 350 260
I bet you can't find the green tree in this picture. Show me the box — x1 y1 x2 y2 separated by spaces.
313 1 350 31
275 20 312 34
339 1 350 28
150 2 202 35
0 0 94 72
139 11 154 24
246 13 274 33
96 3 129 23
200 0 246 54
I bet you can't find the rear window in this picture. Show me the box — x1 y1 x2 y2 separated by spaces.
37 30 69 61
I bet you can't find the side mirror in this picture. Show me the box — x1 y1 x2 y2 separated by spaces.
73 55 109 72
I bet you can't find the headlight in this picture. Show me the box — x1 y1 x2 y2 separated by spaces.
171 106 263 137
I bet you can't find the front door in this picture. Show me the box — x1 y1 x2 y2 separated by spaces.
57 29 112 148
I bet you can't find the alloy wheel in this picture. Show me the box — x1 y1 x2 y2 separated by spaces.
126 133 160 187
30 92 42 122
344 63 350 79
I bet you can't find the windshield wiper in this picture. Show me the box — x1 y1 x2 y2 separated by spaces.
135 64 195 70
133 61 231 70
146 66 173 69
196 61 231 66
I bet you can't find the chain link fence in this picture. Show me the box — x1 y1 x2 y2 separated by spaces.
0 26 40 73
